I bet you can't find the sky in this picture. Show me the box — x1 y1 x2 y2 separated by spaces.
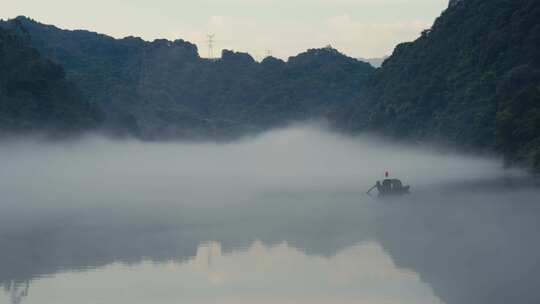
2 0 448 60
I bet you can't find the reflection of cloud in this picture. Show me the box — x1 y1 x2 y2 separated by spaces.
3 281 30 304
194 242 223 270
8 241 443 304
185 241 423 287
0 125 535 303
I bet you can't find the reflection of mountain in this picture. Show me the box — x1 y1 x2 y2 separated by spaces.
0 195 374 286
375 192 540 304
1 186 540 303
2 281 29 304
5 241 443 304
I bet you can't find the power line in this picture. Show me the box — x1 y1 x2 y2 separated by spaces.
207 34 215 59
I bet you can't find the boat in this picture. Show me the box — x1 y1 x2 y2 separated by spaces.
367 172 411 197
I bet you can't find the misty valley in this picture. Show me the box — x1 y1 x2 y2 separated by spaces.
2 0 540 303
1 127 540 304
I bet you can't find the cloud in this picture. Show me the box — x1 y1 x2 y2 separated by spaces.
324 14 431 57
209 15 225 29
166 13 431 59
2 0 447 59
197 0 427 7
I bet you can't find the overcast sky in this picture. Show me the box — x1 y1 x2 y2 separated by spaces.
2 0 448 59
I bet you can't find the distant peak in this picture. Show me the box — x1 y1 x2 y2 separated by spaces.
448 0 464 8
13 16 38 24
261 56 285 66
221 50 256 64
288 47 352 63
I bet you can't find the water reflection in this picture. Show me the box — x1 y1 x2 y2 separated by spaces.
2 281 29 304
1 129 540 304
1 241 444 304
1 185 540 304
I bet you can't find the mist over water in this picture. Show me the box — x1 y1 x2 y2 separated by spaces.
0 125 521 208
1 125 539 304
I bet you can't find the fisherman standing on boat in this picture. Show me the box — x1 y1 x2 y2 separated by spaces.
375 181 383 193
367 172 389 196
382 171 391 192
367 171 411 197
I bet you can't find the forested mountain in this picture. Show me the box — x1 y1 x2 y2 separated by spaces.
346 0 540 169
2 0 540 170
1 17 375 139
0 23 98 136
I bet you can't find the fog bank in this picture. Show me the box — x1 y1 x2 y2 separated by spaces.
1 125 540 304
0 125 525 211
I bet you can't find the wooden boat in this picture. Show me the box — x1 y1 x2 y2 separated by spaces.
367 178 411 197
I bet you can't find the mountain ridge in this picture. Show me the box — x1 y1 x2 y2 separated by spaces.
1 16 375 140
0 23 99 137
2 0 540 170
344 0 540 169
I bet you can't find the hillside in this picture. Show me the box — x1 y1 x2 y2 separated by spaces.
0 23 98 136
1 17 375 140
2 0 539 170
346 0 540 169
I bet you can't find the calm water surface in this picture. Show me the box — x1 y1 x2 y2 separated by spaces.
1 129 539 304
2 187 539 304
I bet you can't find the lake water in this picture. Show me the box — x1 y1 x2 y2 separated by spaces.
1 127 539 304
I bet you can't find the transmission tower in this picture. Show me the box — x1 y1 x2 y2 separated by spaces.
265 49 273 57
207 34 215 59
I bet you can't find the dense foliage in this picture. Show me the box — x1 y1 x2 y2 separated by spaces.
0 24 98 136
1 17 375 139
345 0 540 169
2 0 540 170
